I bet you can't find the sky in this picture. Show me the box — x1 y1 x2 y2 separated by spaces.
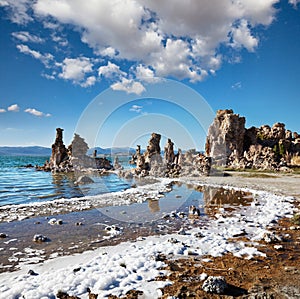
0 0 299 151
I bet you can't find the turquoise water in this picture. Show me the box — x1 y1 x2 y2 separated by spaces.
0 156 131 206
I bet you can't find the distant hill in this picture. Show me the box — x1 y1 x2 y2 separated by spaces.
88 147 136 156
0 146 52 156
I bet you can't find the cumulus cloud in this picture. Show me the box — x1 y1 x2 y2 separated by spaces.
111 78 145 95
129 105 143 113
230 19 259 52
24 108 51 117
3 0 281 86
58 57 95 86
7 104 20 112
98 62 126 79
16 44 53 67
0 108 6 113
12 31 43 43
81 76 96 88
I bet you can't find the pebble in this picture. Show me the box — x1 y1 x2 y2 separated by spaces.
0 233 8 238
33 234 48 242
274 245 284 250
28 269 38 276
48 218 63 225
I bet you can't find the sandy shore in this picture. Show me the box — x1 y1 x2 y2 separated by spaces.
197 171 300 199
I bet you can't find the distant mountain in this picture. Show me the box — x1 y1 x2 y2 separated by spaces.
88 147 136 156
0 146 51 156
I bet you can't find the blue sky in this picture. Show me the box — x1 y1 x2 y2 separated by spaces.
0 0 299 151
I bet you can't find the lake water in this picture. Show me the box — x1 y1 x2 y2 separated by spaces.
0 156 131 206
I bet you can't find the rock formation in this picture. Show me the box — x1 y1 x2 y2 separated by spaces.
205 109 245 166
124 133 210 178
38 128 113 173
49 128 69 168
205 109 300 171
68 133 89 158
164 138 175 166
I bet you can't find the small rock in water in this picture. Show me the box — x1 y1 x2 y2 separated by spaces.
48 218 57 225
202 276 227 294
56 219 63 225
48 218 63 225
0 233 8 238
33 234 48 242
75 222 83 226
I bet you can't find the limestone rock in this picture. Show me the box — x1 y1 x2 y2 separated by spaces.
164 138 175 165
205 109 245 166
69 133 89 158
206 109 300 171
50 128 69 168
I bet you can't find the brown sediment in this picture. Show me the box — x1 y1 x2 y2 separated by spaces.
155 217 300 298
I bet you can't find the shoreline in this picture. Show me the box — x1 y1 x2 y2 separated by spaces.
1 171 299 223
0 173 299 298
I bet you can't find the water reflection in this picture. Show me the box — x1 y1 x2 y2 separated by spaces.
193 185 253 216
148 199 160 213
51 172 83 199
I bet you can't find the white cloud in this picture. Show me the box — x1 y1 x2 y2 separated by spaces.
58 57 94 86
111 78 145 95
289 0 300 8
100 47 117 58
51 33 68 47
24 108 51 117
0 0 33 24
12 31 43 43
129 105 143 113
98 61 126 79
3 0 280 84
81 76 96 88
232 81 242 90
230 19 259 52
135 64 161 83
0 108 6 113
16 44 53 67
7 104 20 112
